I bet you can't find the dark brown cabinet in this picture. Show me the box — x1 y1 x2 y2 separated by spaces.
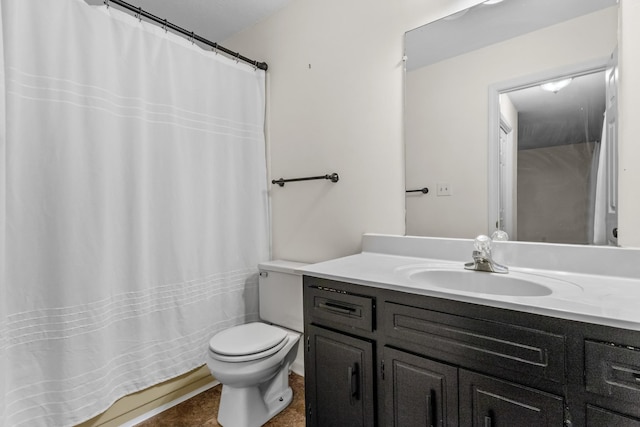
303 275 640 426
384 347 458 427
586 405 640 427
459 370 564 426
585 340 640 404
383 347 564 427
305 324 375 427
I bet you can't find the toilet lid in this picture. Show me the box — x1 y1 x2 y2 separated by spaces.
208 322 288 357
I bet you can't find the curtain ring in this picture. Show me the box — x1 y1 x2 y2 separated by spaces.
212 43 218 55
190 32 195 45
137 6 142 22
162 19 167 33
104 0 109 9
235 52 240 63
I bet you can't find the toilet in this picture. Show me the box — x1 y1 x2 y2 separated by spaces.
206 260 306 427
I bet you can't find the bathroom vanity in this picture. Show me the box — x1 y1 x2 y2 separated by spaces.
300 234 640 426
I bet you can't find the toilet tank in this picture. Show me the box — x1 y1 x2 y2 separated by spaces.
258 260 307 333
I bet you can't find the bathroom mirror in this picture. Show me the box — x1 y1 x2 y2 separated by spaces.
404 0 619 245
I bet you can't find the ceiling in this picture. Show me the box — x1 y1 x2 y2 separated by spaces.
84 0 295 43
507 71 606 150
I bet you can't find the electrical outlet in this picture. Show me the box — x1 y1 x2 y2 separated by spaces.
437 182 451 196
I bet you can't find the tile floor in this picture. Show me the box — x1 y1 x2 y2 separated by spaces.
136 373 305 426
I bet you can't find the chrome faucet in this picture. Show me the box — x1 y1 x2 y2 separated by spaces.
464 234 509 274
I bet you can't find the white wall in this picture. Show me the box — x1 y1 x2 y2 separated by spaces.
222 0 483 262
405 7 617 238
517 143 595 244
619 0 640 247
225 0 640 256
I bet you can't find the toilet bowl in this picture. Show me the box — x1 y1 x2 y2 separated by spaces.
205 260 306 427
206 322 300 427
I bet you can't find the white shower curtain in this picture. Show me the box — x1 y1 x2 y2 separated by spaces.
0 0 270 425
592 112 608 245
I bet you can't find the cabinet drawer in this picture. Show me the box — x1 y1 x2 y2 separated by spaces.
306 286 374 332
586 340 640 404
384 302 565 383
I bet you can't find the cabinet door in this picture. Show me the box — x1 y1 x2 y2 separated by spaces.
305 325 375 427
586 405 640 427
383 347 458 427
459 370 564 426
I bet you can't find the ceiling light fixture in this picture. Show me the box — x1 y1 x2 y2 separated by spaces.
540 78 573 93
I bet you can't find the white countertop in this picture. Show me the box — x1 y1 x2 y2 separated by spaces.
297 234 640 331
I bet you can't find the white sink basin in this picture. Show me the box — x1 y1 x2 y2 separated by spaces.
407 269 564 297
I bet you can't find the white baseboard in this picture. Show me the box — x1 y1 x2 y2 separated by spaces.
118 357 303 426
119 380 220 427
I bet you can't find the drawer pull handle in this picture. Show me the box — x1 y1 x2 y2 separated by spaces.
484 415 493 427
348 364 359 405
611 364 640 384
425 390 436 427
319 301 356 315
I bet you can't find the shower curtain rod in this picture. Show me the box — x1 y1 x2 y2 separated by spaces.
104 0 268 71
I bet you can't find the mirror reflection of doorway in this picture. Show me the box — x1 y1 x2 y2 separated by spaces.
498 64 617 245
498 119 516 240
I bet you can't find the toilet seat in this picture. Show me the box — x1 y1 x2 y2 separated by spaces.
208 322 289 363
